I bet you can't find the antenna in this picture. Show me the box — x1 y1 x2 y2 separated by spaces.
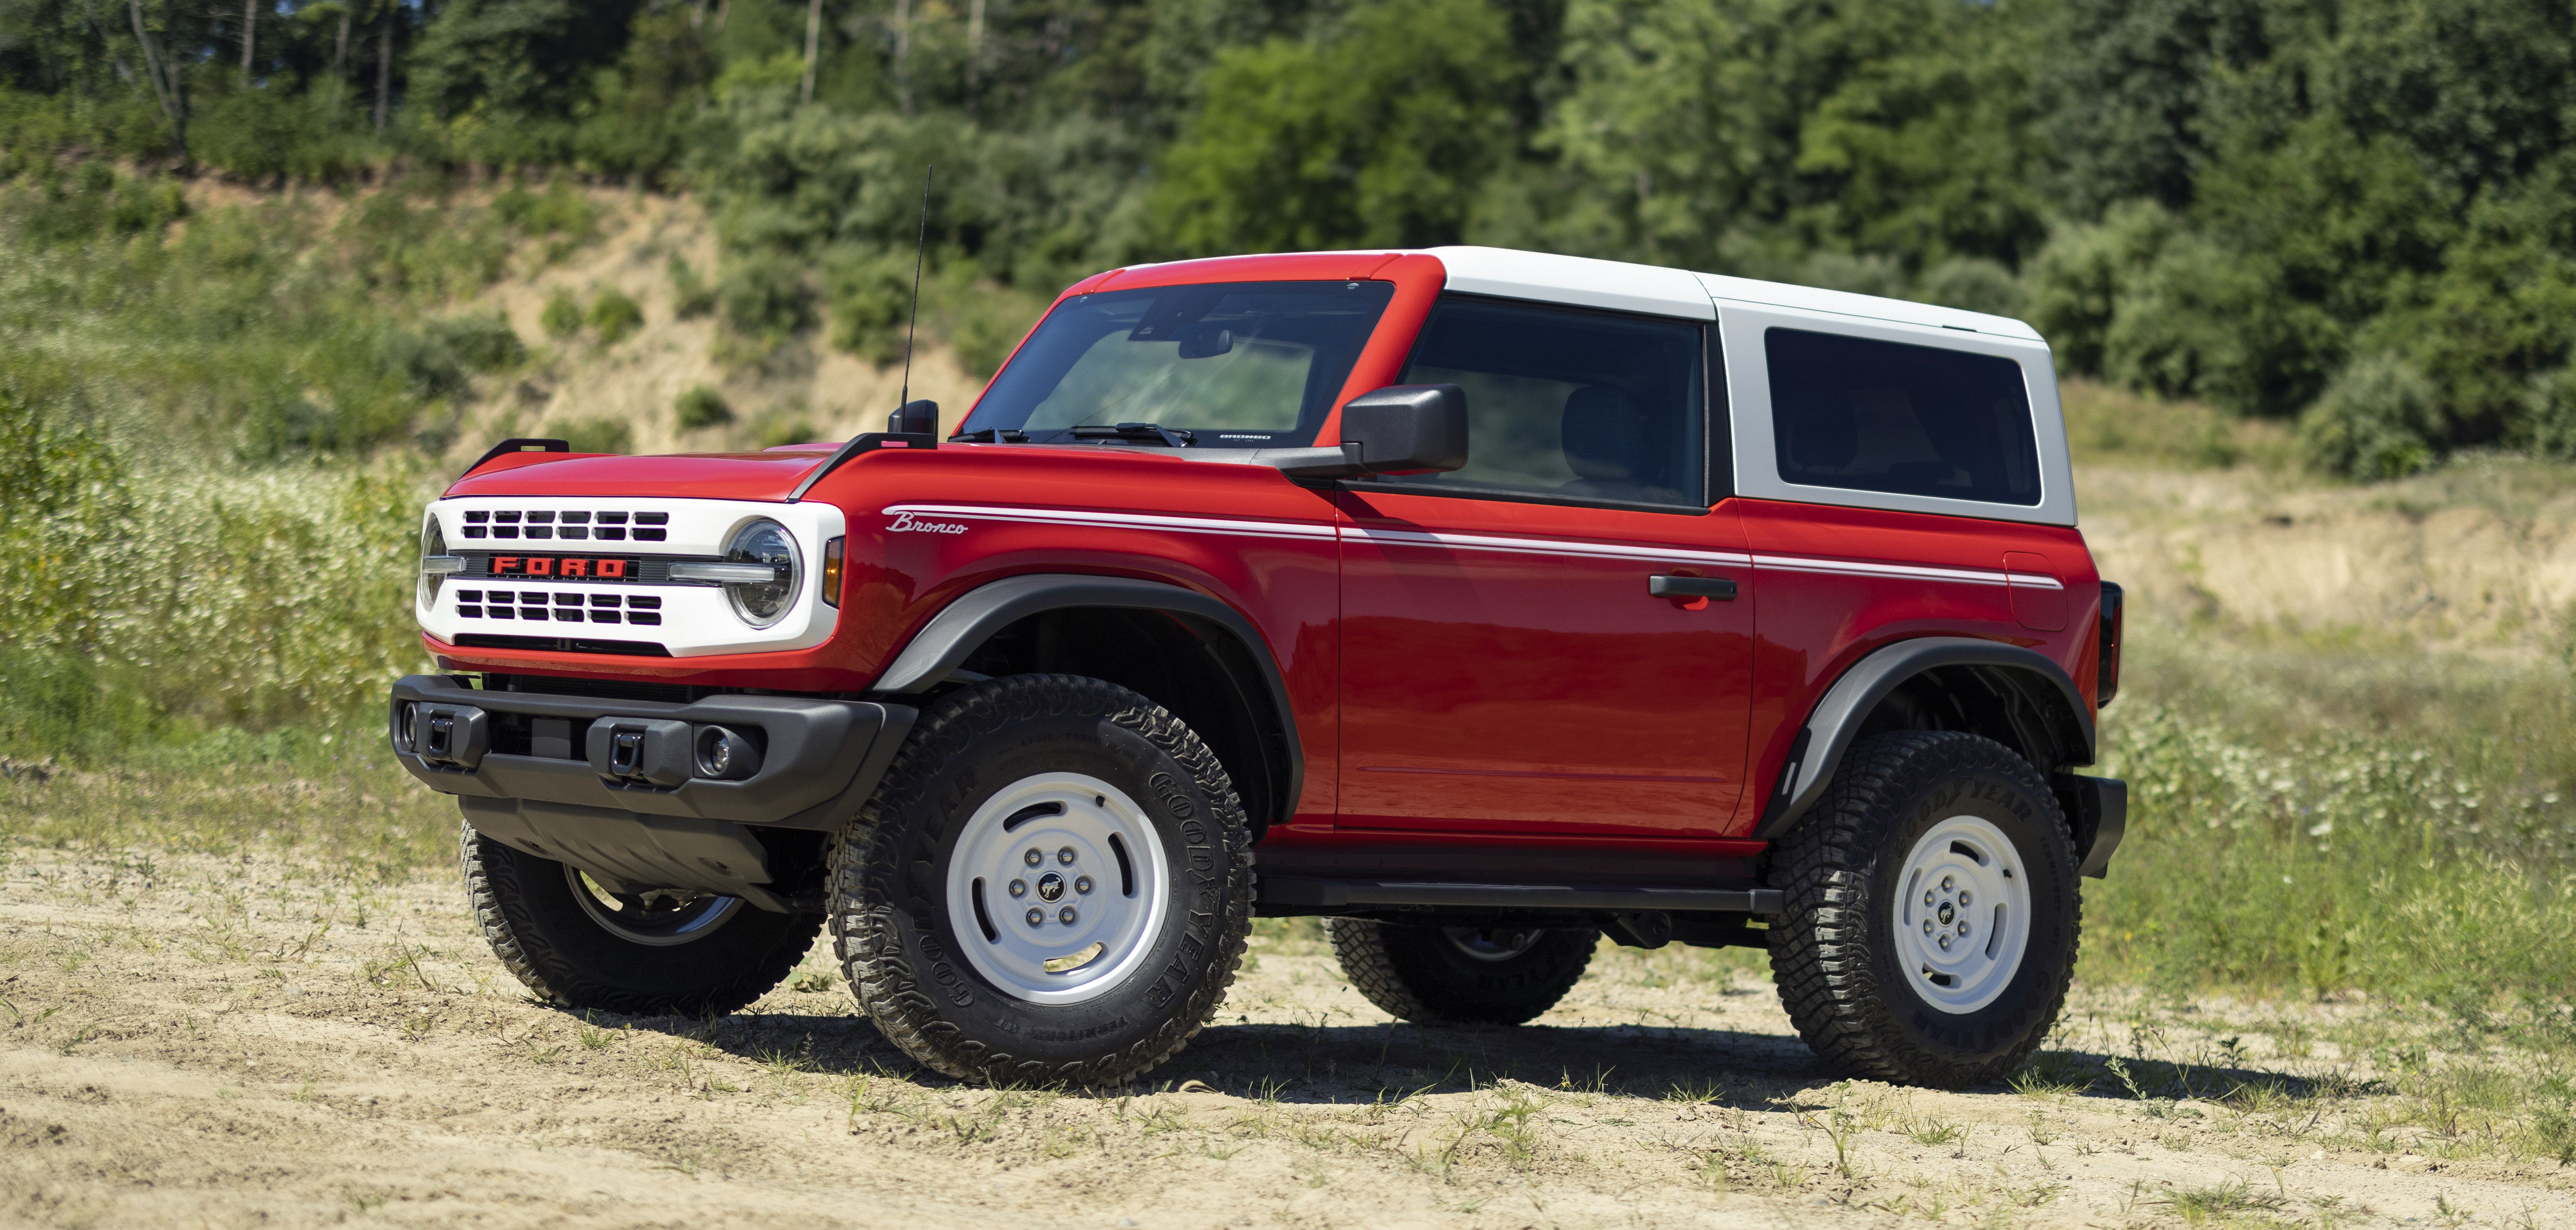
898 164 932 412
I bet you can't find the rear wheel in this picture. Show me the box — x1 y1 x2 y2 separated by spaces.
1765 730 2081 1088
460 824 822 1017
1327 919 1597 1025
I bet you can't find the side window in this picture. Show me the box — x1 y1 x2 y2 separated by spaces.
1765 328 2040 506
1383 297 1706 507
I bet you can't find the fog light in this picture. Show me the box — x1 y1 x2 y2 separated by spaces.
694 725 761 780
394 701 417 752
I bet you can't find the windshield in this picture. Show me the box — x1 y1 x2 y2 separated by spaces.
959 280 1396 447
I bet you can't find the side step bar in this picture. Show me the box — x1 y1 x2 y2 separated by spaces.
1259 877 1782 914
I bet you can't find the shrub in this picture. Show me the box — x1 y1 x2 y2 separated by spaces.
2528 367 2576 461
589 288 645 344
491 182 600 250
675 385 733 430
947 285 1052 378
426 312 529 373
718 254 816 341
670 257 717 318
554 416 634 454
1916 257 2028 319
383 312 528 401
2025 201 2174 378
540 290 586 339
754 417 822 449
825 247 916 365
1795 251 1908 299
2297 352 2443 480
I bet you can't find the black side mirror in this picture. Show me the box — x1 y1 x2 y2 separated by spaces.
887 399 938 435
1341 384 1468 474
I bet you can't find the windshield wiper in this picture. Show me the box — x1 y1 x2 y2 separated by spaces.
950 427 1028 443
1068 422 1196 448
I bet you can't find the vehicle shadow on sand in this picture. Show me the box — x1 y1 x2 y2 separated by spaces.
617 1009 2360 1109
628 1008 1829 1102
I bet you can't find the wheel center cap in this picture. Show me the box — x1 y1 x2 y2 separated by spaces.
1036 872 1066 903
1937 902 1956 925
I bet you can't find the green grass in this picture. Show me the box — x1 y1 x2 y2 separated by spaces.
2089 623 2576 1012
0 727 452 881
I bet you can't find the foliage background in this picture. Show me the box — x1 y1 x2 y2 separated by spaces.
12 0 2576 473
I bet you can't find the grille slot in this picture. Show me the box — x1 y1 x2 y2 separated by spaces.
448 507 671 542
455 633 671 657
491 673 703 704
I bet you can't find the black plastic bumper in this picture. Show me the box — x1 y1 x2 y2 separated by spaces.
387 675 915 830
2063 774 2127 879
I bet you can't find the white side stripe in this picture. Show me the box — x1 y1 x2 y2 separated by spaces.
883 503 1336 542
880 503 2063 588
1352 527 1751 568
1752 555 2065 590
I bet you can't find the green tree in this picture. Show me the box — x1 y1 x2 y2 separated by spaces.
1152 0 1522 254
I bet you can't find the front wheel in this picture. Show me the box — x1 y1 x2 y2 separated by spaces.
460 825 823 1017
828 674 1254 1086
1766 730 2081 1088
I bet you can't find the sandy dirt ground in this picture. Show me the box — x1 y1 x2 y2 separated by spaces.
0 845 2565 1229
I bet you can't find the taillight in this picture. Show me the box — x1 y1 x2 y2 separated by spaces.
2097 581 2124 706
822 537 845 608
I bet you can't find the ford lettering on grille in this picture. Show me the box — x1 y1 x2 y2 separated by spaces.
488 555 641 579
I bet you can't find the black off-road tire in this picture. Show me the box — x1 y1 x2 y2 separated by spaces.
460 824 823 1017
827 674 1255 1086
1765 730 2081 1088
1325 920 1597 1026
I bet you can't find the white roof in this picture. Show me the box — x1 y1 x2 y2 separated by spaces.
1421 246 2043 341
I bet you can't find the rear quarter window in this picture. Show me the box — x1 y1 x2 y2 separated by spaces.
1765 328 2040 507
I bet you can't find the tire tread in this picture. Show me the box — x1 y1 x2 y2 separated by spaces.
828 674 1255 1086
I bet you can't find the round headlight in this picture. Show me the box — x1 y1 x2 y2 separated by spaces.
419 517 447 609
721 519 802 627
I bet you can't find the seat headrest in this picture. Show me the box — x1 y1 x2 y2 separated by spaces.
1562 386 1656 483
1785 400 1857 472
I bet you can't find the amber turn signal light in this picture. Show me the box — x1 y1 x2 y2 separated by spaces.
822 537 844 608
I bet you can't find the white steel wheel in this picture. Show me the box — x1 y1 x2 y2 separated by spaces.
565 867 745 947
942 771 1170 1005
1892 814 2032 1014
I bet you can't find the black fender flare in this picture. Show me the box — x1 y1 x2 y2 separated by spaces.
1751 637 2096 841
869 573 1304 826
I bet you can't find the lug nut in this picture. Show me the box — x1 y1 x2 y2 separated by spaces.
1024 848 1043 867
1922 919 1934 934
1958 921 1972 937
1924 890 1935 906
1058 906 1077 926
1958 890 1972 906
1939 934 1953 950
1009 879 1028 898
1025 908 1044 927
1941 875 1954 892
1057 846 1077 866
1075 875 1094 895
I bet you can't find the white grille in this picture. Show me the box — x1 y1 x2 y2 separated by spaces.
417 497 844 657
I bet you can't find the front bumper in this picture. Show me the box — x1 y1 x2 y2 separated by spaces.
387 675 914 829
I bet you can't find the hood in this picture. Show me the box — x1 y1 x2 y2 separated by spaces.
444 447 837 502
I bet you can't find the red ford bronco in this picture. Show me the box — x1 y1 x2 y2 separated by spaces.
391 247 2125 1089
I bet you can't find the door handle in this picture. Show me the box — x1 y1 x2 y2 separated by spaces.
1649 575 1737 601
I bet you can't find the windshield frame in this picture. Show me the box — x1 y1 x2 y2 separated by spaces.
958 276 1408 449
